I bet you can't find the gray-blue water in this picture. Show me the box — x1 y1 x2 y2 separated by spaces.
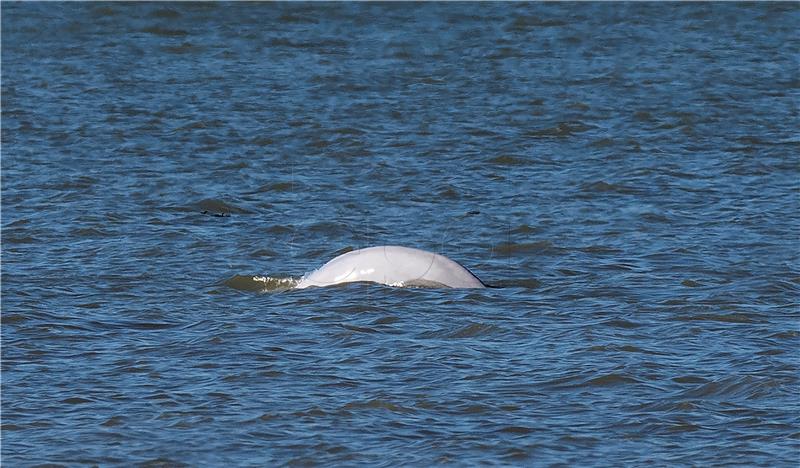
2 2 799 466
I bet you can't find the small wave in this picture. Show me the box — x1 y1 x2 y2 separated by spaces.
670 313 758 324
223 275 298 293
580 180 639 195
497 426 536 434
141 26 188 37
148 8 181 19
339 324 379 334
489 278 540 289
254 181 295 193
581 373 640 387
493 240 559 255
193 198 252 215
390 279 452 289
485 155 530 166
3 235 39 244
676 375 781 400
602 319 643 329
541 372 640 390
277 13 321 25
341 399 415 414
506 16 566 32
227 274 510 292
418 322 502 339
526 121 595 138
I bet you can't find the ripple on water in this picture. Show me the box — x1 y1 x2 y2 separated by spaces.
2 2 799 466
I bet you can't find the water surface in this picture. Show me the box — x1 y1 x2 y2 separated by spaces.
2 2 799 466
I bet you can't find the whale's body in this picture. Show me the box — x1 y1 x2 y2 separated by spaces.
295 246 486 289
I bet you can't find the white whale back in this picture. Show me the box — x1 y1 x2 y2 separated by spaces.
295 246 485 289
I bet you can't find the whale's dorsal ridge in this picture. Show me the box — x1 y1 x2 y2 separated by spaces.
295 245 485 289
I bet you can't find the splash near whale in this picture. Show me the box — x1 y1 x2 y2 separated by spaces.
295 246 486 289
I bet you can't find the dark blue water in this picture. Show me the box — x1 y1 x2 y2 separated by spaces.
3 2 799 466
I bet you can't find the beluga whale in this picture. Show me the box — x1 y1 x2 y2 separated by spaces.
295 246 486 289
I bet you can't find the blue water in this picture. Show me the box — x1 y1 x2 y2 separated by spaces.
2 2 799 466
